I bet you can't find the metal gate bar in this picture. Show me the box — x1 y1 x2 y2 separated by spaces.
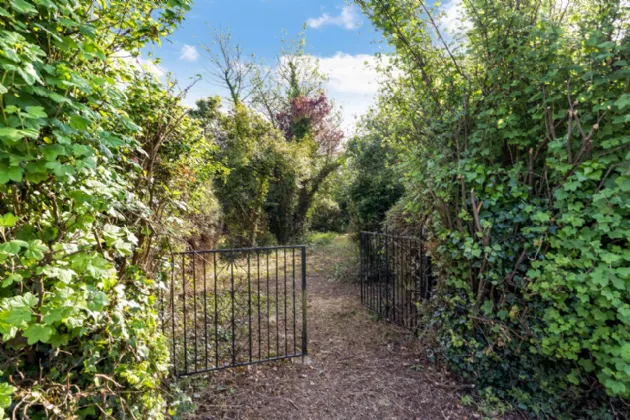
161 245 307 377
359 232 434 332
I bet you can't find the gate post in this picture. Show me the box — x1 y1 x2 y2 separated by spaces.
301 246 308 356
360 233 364 305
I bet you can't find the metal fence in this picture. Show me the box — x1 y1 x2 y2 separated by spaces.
359 232 434 332
160 245 307 377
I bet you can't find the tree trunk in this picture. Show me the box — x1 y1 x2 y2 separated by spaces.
290 161 341 240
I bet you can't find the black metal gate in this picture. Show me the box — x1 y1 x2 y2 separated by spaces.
359 232 434 331
160 245 307 377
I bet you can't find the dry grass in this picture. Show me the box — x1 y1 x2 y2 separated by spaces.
185 235 484 419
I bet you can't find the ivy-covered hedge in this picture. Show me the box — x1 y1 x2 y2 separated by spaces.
0 0 195 417
356 0 629 416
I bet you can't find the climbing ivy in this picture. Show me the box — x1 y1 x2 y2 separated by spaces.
356 0 630 416
0 0 192 416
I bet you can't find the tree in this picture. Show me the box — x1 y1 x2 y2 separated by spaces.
200 29 256 107
346 108 405 233
197 33 344 244
250 35 325 126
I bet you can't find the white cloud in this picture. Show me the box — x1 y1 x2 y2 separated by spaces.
180 44 199 62
317 52 385 94
437 0 471 46
315 53 396 135
307 5 362 30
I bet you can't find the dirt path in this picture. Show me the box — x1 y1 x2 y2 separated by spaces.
189 239 476 419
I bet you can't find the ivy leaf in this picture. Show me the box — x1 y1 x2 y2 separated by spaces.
24 240 48 261
6 306 31 325
10 0 37 14
45 161 74 177
25 106 47 119
0 127 38 144
0 213 19 227
42 266 75 283
42 144 66 161
23 324 53 345
0 165 24 184
614 94 630 110
0 240 27 255
0 382 16 410
17 62 42 85
70 114 90 131
2 273 23 288
43 307 67 323
48 333 69 348
0 127 24 143
88 291 109 312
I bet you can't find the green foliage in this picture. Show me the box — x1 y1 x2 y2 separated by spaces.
307 165 350 234
346 115 405 233
308 196 346 233
191 41 345 246
0 0 194 416
123 73 223 265
356 0 630 416
305 231 338 247
191 101 299 247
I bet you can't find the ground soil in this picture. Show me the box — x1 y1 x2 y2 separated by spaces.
186 237 481 420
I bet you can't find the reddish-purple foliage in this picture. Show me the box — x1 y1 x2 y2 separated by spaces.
276 92 343 155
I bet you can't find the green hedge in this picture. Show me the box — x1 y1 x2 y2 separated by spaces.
0 0 192 416
357 0 629 416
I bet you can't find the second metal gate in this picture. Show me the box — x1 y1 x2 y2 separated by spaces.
359 232 434 332
160 245 307 377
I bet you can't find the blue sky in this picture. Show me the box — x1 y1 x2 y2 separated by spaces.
141 0 462 134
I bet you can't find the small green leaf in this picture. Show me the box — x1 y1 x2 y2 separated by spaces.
614 94 630 110
25 106 47 119
0 165 24 184
24 240 48 261
0 127 24 143
10 0 37 14
0 240 26 255
23 324 53 345
2 273 23 288
0 213 19 227
70 115 90 131
0 382 16 409
17 62 42 85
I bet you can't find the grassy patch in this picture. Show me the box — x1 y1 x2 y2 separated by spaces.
305 231 339 247
307 233 359 283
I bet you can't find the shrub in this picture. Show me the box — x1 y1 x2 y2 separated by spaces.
346 121 404 233
308 197 346 233
356 0 630 416
0 0 192 416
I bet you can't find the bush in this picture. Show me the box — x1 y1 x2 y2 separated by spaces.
346 122 404 233
308 197 346 233
357 0 630 416
0 0 193 416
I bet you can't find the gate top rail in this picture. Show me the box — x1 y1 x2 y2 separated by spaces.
172 244 307 256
